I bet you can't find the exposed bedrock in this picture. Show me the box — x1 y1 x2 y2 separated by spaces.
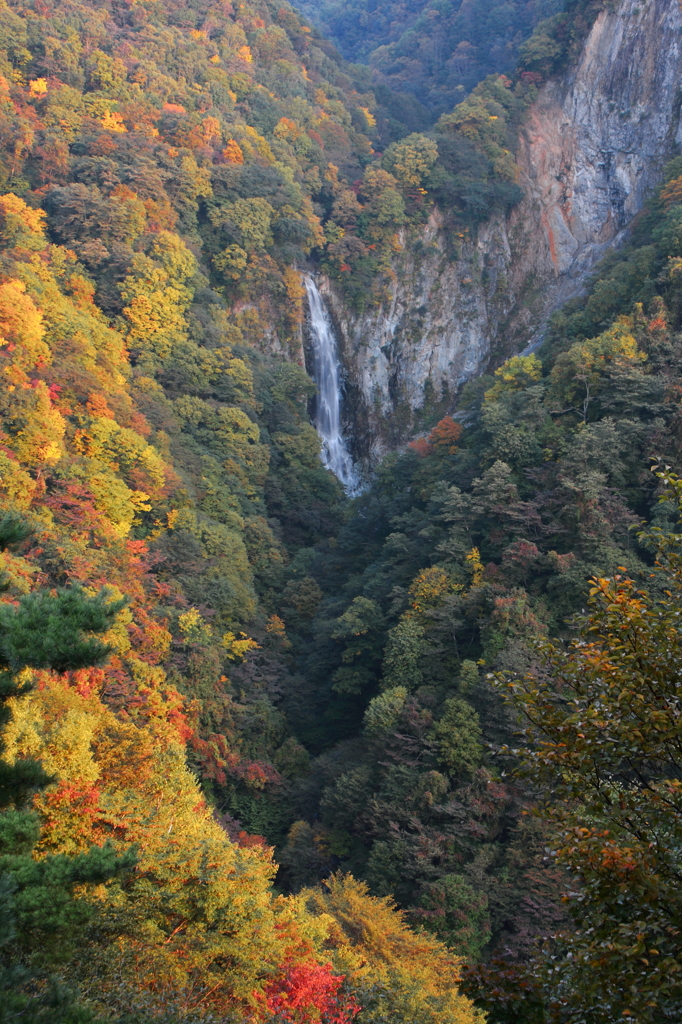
326 0 682 461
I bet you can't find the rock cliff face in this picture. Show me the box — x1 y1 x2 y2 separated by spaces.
511 0 682 303
327 0 682 463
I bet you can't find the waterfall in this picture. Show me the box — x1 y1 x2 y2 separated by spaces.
304 276 360 495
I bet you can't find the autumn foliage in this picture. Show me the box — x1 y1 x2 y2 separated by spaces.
408 415 463 456
495 470 682 1021
0 0 483 1017
261 962 360 1024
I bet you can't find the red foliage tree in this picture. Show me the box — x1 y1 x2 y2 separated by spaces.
407 436 430 457
427 415 462 453
261 962 360 1024
408 416 462 457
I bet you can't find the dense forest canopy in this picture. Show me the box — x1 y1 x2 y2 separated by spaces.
0 0 680 1020
289 0 600 111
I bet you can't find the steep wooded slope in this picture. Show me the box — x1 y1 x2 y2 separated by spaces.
0 0 488 1019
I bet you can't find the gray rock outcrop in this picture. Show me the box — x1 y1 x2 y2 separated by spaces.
326 0 682 462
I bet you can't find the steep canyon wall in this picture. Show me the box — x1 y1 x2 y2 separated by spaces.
323 0 682 463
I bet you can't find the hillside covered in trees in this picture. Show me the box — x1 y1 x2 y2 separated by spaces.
290 0 594 111
0 0 681 1021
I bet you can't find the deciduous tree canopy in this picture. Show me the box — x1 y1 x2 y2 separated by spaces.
0 0 680 1020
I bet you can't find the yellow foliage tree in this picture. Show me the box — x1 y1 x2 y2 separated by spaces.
382 133 438 190
87 472 151 538
0 278 51 384
74 416 165 493
303 873 482 1024
2 673 297 1016
548 318 646 420
121 231 198 365
408 565 455 616
483 353 542 404
216 405 270 487
0 192 47 249
12 382 66 467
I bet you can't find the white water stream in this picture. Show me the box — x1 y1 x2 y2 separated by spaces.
304 276 360 495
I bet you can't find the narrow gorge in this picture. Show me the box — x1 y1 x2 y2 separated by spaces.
315 0 682 469
2 0 682 1019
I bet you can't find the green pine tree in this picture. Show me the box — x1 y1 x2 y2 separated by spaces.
0 512 135 1023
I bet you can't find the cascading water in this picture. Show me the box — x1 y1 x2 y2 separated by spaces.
304 276 361 495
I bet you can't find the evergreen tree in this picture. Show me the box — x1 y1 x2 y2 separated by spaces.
0 512 134 1023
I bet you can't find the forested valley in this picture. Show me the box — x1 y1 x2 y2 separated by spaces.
291 0 566 112
0 0 680 1021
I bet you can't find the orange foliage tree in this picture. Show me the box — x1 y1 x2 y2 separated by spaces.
409 415 462 457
